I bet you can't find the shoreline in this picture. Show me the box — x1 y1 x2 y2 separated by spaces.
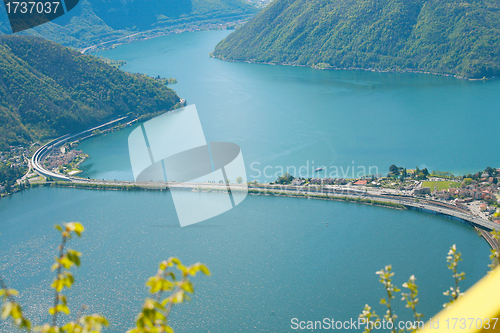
80 23 492 81
80 17 252 54
210 56 494 81
247 188 406 210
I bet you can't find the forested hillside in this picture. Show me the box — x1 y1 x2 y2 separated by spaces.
212 0 500 78
0 0 257 48
0 35 180 149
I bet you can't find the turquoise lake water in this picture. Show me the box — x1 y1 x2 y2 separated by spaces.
79 30 500 182
0 30 497 332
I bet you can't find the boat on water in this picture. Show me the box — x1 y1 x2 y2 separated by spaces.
315 167 324 172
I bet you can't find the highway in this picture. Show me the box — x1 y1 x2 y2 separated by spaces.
31 117 128 181
368 194 500 231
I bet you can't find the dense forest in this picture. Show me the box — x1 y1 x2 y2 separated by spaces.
212 0 500 79
0 35 180 149
0 0 257 48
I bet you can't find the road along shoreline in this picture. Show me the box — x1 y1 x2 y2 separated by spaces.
29 179 500 249
29 120 499 248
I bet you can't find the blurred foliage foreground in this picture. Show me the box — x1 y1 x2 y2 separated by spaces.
0 222 210 333
359 230 500 333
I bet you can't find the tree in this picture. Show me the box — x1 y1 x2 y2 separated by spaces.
442 244 465 306
276 172 294 185
0 222 210 333
389 165 398 174
360 243 470 333
463 178 473 186
236 176 243 184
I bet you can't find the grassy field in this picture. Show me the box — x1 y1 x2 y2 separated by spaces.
421 181 461 191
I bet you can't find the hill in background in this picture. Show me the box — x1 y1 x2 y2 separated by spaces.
0 0 257 48
212 0 500 78
0 35 180 149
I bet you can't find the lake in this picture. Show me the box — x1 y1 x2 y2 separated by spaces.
0 30 496 332
80 30 500 182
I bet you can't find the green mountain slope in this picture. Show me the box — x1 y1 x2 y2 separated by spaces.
0 35 180 148
0 0 257 48
212 0 500 78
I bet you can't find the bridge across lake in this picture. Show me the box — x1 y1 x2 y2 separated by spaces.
30 123 499 242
